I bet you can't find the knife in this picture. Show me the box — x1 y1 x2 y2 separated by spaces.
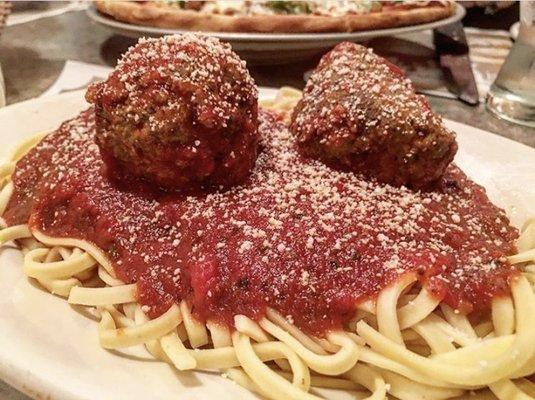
433 21 479 105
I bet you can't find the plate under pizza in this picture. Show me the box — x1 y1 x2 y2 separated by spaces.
0 35 535 400
86 2 465 64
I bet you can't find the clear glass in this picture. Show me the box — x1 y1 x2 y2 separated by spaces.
486 1 535 127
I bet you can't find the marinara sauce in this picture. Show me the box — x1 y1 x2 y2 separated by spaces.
4 110 518 336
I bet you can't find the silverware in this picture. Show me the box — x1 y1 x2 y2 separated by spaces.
433 21 479 105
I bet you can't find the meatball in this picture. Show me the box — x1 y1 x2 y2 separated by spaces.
86 34 258 190
290 42 457 189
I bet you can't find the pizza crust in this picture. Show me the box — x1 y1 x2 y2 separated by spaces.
345 4 456 32
93 1 456 34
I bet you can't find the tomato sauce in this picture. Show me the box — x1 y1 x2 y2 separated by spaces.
4 109 518 335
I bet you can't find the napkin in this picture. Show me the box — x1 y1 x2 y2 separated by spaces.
40 60 112 98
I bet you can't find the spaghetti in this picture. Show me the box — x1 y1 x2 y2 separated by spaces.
1 89 535 400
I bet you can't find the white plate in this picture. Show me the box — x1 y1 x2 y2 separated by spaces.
86 4 465 65
1 88 535 400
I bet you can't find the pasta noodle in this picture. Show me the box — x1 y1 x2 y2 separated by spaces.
1 89 535 400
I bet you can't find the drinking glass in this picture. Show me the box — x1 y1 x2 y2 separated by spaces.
486 1 535 127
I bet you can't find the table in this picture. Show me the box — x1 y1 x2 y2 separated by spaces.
0 7 534 400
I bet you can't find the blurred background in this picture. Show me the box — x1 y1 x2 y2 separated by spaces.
0 0 533 146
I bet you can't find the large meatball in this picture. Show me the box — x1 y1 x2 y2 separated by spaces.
86 34 258 190
290 42 457 189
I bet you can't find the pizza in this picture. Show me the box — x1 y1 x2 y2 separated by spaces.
93 1 457 33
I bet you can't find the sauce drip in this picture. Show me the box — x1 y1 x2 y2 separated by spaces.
5 109 518 335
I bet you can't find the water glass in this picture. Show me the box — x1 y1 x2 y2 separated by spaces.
486 1 535 127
